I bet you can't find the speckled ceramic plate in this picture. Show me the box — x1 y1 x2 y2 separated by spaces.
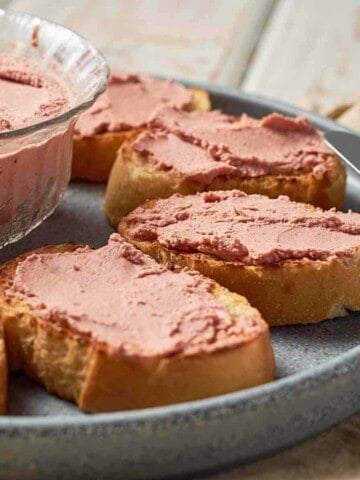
0 84 359 480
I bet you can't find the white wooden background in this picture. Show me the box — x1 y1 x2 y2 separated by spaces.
2 0 360 478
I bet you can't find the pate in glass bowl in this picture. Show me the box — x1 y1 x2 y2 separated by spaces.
0 9 109 248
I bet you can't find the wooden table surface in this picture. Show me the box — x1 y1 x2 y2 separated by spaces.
2 0 360 478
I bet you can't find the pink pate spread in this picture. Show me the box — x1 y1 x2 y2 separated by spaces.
0 54 70 132
131 107 335 182
74 74 193 137
0 54 72 233
8 234 264 357
125 191 360 265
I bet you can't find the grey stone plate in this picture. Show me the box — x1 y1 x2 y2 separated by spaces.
0 84 359 480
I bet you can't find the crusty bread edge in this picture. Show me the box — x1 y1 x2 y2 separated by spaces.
120 208 360 326
71 87 211 183
0 244 275 413
72 130 139 183
0 323 7 415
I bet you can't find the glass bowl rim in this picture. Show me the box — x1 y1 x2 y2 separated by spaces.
0 8 110 140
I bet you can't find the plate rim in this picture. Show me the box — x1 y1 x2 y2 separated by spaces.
1 83 359 428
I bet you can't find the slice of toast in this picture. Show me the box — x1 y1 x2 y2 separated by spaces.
119 191 360 326
104 110 345 227
0 235 274 413
72 87 210 183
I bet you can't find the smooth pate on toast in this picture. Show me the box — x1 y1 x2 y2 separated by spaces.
104 108 345 228
0 235 274 413
72 72 211 183
119 190 360 326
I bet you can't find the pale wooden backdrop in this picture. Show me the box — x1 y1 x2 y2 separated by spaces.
2 0 360 478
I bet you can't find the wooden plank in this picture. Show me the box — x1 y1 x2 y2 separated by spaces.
6 0 274 86
242 0 360 114
338 101 360 130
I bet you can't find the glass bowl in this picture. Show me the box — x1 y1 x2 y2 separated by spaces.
0 9 109 248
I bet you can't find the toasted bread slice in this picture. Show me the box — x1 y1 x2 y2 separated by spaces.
72 87 211 183
0 237 274 413
104 109 346 227
105 139 345 228
119 191 360 326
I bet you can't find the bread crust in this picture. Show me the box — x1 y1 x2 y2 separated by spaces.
71 87 211 183
120 203 360 326
72 130 139 183
105 137 346 227
0 244 274 413
0 323 7 415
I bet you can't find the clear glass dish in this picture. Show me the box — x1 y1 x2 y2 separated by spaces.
0 9 109 248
